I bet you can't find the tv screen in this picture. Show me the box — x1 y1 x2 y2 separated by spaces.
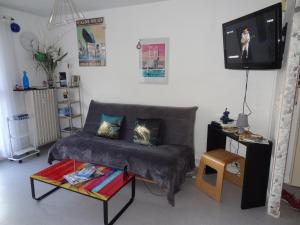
222 3 282 70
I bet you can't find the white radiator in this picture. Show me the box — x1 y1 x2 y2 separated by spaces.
25 89 58 146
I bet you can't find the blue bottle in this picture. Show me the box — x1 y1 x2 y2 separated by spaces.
23 71 29 90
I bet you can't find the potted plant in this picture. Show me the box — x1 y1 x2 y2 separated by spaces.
34 45 67 88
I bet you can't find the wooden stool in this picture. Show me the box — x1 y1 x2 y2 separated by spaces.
195 149 245 202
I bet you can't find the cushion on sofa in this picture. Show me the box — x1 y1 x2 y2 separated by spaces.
133 118 161 146
97 113 124 139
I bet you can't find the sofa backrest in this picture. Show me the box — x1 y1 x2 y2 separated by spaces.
83 100 198 149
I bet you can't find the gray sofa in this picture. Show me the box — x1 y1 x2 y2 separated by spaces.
48 100 198 205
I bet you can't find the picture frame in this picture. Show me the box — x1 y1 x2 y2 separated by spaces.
139 38 169 84
59 72 67 87
76 17 106 67
71 75 80 87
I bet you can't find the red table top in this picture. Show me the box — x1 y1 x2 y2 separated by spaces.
31 159 134 201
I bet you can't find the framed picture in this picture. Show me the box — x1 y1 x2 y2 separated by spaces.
76 17 106 67
71 75 80 87
59 72 67 87
139 38 169 84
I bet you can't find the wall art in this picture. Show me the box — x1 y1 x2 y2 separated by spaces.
76 17 106 67
139 38 169 84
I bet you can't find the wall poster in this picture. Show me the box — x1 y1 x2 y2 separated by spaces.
76 17 106 67
139 38 169 84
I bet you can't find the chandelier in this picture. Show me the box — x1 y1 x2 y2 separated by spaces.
48 0 85 29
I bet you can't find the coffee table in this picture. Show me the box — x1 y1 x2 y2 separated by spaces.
30 159 135 225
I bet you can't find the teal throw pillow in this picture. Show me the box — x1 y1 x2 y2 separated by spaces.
97 113 124 139
133 118 162 146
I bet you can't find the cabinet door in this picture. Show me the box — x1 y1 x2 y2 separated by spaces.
291 131 300 187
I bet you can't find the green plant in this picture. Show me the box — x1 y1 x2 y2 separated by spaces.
34 45 67 81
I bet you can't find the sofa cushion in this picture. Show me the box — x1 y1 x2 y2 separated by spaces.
133 118 161 146
97 113 124 139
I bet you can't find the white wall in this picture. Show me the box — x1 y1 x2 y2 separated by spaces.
0 6 47 117
50 0 279 160
0 6 47 86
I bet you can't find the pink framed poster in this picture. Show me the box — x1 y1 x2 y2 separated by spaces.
139 38 169 84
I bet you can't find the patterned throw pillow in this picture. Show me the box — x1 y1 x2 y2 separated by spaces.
133 119 162 146
97 113 124 139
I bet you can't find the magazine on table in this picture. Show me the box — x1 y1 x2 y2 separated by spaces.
64 164 104 185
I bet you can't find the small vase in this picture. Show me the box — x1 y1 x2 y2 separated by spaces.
47 79 55 88
47 72 55 88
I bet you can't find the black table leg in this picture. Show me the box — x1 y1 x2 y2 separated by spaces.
103 177 135 225
241 144 272 209
30 178 60 201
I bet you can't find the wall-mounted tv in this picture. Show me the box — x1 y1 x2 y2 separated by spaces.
222 3 282 70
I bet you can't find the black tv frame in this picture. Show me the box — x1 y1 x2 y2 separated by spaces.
222 3 282 70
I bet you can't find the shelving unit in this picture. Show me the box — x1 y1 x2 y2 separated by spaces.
7 115 40 163
56 86 83 137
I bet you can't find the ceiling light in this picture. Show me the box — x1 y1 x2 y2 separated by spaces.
48 0 85 29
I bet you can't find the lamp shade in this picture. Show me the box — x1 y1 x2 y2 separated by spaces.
236 113 249 128
48 0 85 29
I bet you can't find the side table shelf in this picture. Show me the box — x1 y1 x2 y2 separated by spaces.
206 124 272 209
56 85 83 137
7 115 40 163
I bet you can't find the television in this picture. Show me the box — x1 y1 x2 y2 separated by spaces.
222 3 282 70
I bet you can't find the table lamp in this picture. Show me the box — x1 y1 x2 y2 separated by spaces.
237 70 252 133
236 113 249 133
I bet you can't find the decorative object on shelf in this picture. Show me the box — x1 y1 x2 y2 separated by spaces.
71 75 80 87
77 17 106 67
48 0 85 29
59 72 67 87
63 90 68 99
22 71 30 90
58 106 72 117
19 32 68 88
34 44 68 88
220 108 234 124
14 84 23 91
138 38 169 84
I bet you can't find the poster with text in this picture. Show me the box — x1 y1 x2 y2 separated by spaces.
76 17 106 67
139 38 169 84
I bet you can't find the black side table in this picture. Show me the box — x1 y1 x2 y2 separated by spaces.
206 124 272 209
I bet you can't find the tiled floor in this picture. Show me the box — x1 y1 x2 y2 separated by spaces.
0 150 299 225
